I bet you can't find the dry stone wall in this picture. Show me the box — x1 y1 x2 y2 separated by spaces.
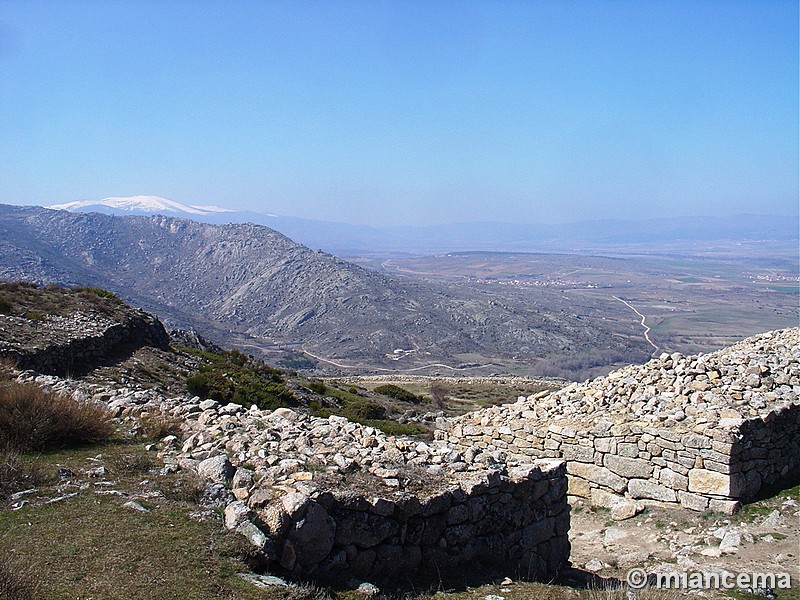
235 460 569 582
0 310 169 376
436 328 800 515
20 372 571 584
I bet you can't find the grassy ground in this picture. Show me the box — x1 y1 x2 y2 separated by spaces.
3 444 795 600
0 440 267 600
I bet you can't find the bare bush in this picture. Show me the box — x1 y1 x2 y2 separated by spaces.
0 382 114 452
429 381 450 409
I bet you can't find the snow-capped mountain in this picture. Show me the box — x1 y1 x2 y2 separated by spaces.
44 194 390 255
48 195 232 216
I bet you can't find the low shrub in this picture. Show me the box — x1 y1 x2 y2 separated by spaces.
429 381 450 409
374 383 425 404
108 451 156 475
342 398 386 421
0 382 114 452
186 351 294 410
0 551 39 600
0 359 16 381
159 470 206 504
0 298 11 315
73 286 122 302
307 381 327 395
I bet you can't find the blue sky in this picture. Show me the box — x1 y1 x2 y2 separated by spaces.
0 0 797 226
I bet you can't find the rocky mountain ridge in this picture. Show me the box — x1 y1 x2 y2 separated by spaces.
0 204 649 375
39 195 799 256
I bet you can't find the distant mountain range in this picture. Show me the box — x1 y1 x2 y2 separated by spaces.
43 196 799 256
0 203 650 376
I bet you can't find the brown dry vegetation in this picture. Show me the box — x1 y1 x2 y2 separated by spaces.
138 411 184 442
0 554 39 600
0 382 114 452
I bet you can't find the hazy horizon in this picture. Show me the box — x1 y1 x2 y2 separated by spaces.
1 1 797 227
22 194 800 228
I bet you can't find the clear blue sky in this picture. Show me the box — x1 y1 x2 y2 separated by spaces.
0 0 797 226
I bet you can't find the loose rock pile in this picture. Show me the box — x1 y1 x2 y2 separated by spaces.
436 328 800 514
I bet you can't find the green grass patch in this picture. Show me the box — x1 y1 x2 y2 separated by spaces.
736 482 800 524
72 285 123 302
307 384 428 436
184 349 294 410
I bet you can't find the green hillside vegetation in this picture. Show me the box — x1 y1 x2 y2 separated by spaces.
306 381 428 436
183 348 296 410
374 383 428 404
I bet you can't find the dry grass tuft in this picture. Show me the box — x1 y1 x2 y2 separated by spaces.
0 358 16 381
0 382 114 452
282 582 336 600
0 552 39 600
585 584 685 600
108 451 156 475
159 470 206 503
0 446 42 499
138 412 183 441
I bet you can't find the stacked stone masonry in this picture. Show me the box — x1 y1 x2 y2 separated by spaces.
226 460 570 582
20 373 570 584
435 328 800 514
0 310 170 376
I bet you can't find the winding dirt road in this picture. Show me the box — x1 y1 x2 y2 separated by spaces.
612 295 659 355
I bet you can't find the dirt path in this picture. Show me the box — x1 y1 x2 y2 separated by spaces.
300 346 483 373
568 489 799 597
613 295 659 355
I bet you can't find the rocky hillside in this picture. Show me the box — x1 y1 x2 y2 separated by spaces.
0 204 649 374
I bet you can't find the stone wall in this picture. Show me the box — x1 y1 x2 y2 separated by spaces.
22 373 572 585
1 311 169 376
224 460 569 583
436 328 800 514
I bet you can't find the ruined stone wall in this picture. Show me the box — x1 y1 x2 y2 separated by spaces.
1 311 169 376
23 373 572 584
223 460 569 583
436 329 800 514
